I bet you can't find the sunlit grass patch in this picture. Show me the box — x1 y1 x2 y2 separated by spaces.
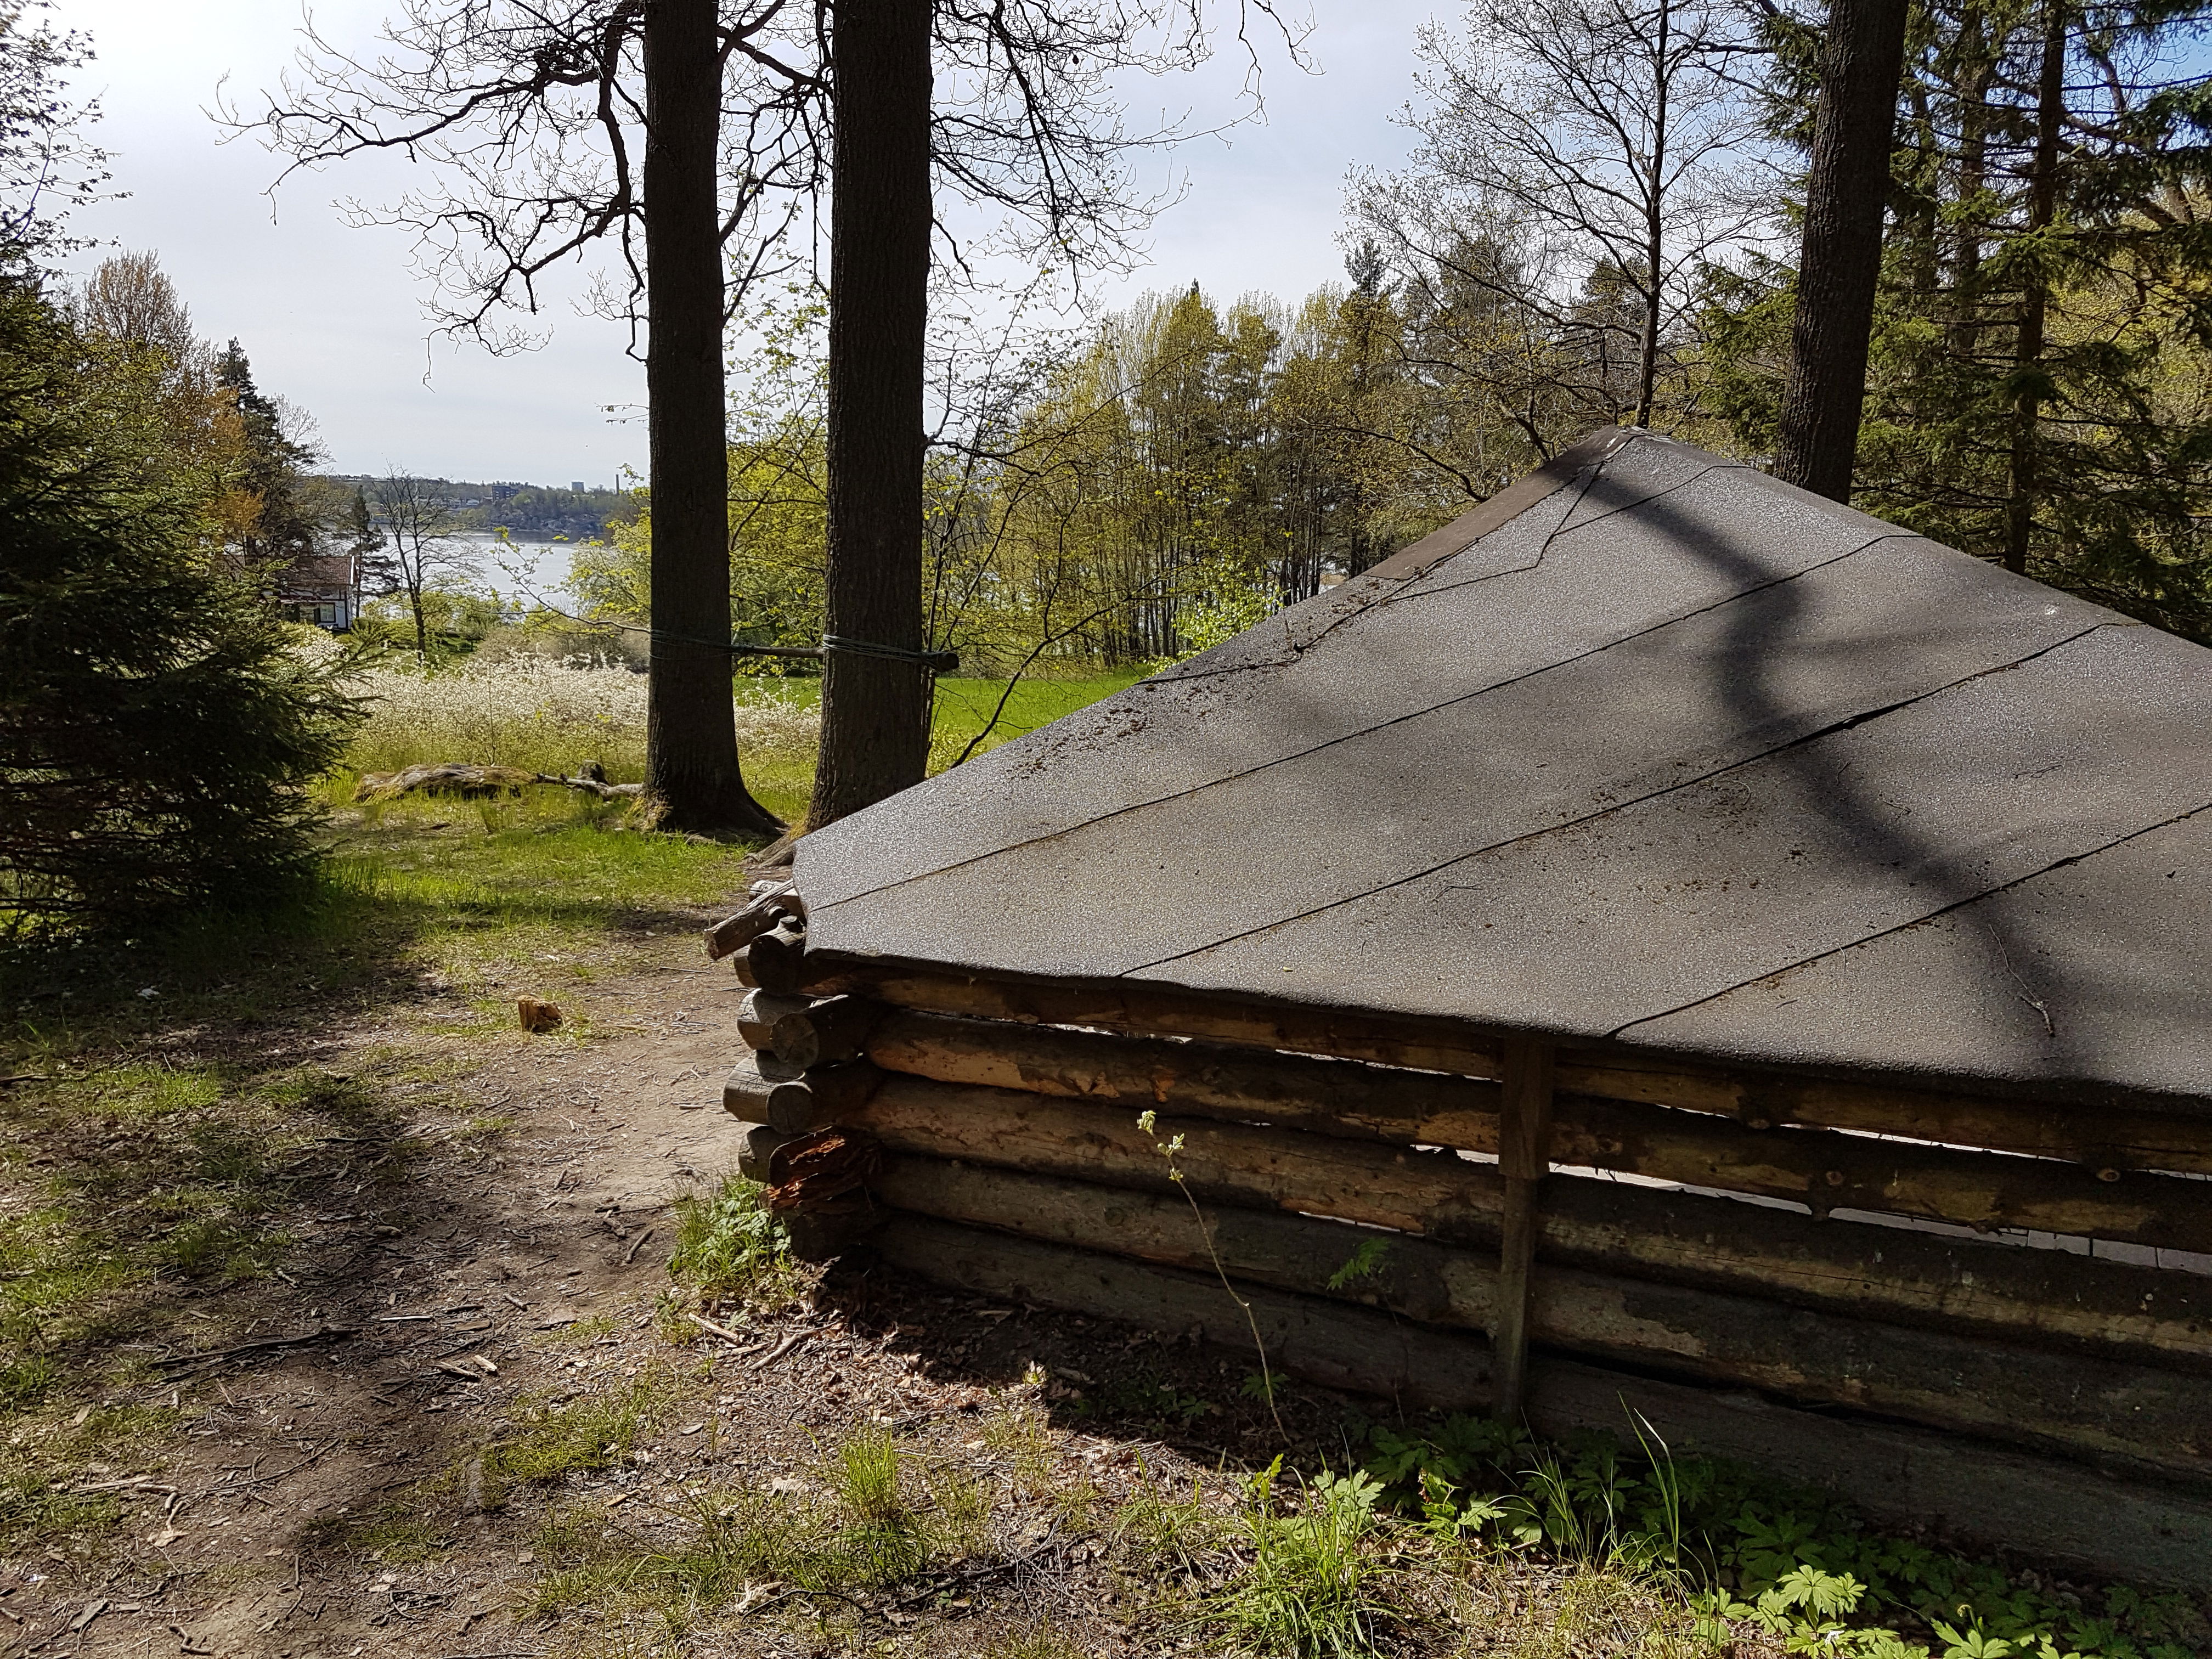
483 1372 671 1506
1211 1463 1400 1659
527 1424 998 1627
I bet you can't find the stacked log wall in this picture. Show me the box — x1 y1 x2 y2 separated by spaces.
707 939 2212 1588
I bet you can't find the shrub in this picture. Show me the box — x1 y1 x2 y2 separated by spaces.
342 654 819 781
0 279 357 929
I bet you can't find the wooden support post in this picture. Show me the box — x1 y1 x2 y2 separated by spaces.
1492 1037 1556 1423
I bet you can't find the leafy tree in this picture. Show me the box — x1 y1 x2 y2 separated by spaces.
365 470 484 659
1356 0 1773 440
0 2 108 268
0 280 357 928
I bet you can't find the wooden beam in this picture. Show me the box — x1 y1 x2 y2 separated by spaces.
831 964 2212 1173
864 1010 2212 1248
1491 1038 1555 1424
845 1074 2212 1365
874 1211 2212 1590
723 1052 884 1133
703 883 801 960
867 1156 2212 1475
745 923 812 995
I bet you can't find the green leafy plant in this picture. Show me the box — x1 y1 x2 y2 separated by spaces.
1358 1410 2211 1659
1326 1237 1392 1291
1214 1459 1396 1658
665 1172 797 1306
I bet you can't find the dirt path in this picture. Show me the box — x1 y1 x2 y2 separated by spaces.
1 944 1300 1659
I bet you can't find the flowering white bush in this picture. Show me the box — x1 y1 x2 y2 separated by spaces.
340 654 820 780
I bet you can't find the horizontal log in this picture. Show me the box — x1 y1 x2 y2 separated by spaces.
704 883 802 961
848 966 1502 1076
746 924 812 995
1555 1059 2212 1178
768 995 884 1071
875 1212 2212 1590
872 1157 2211 1476
722 1054 884 1133
848 1075 2212 1367
867 1008 1499 1143
734 1120 789 1184
738 991 813 1054
867 1012 2212 1247
834 966 2212 1173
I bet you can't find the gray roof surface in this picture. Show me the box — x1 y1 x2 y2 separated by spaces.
797 430 2212 1111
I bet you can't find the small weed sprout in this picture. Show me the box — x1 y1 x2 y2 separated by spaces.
1326 1237 1392 1291
1136 1108 1285 1442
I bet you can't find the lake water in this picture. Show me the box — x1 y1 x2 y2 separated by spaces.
460 535 574 607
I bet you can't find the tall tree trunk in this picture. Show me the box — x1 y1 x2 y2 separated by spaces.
808 0 935 831
1946 10 1992 358
1634 1 1671 429
2004 0 2066 576
642 0 781 837
1772 0 1911 501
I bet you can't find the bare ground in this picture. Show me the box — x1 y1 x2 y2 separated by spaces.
1 923 1491 1659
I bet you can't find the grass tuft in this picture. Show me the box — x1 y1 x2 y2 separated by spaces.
483 1372 668 1505
1214 1461 1397 1659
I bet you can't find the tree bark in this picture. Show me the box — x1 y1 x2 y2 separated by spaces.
641 0 782 837
2004 0 2067 575
1771 0 1911 501
809 0 935 830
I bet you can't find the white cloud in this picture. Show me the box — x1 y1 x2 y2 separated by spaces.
57 0 1434 482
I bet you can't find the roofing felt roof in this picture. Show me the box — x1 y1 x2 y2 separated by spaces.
797 429 2212 1113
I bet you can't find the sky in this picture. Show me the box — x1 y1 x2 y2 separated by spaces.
55 0 1446 486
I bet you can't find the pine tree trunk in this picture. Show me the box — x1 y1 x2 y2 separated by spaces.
808 0 934 831
642 0 782 837
1772 0 1910 501
2004 0 2067 576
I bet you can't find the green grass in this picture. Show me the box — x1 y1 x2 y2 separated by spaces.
665 1173 803 1310
1214 1463 1398 1659
732 670 1149 799
484 1372 671 1505
926 672 1150 766
526 1424 994 1627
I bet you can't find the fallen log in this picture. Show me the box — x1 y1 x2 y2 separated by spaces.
864 1011 2212 1247
837 967 2212 1174
869 1156 2212 1475
352 762 646 802
848 1075 2212 1365
874 1211 2212 1592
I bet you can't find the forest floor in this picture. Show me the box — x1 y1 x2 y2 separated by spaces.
0 798 1709 1659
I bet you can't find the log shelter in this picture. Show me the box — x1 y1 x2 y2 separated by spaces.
710 428 2212 1586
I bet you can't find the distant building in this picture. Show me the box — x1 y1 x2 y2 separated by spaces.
278 551 363 631
570 481 585 493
